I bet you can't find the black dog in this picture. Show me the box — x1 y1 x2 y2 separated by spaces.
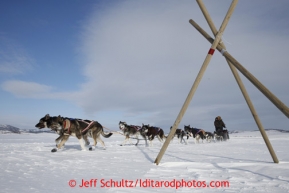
170 126 188 144
184 125 206 144
141 124 166 146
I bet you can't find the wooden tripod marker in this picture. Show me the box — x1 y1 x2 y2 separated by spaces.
196 0 279 163
154 0 239 165
189 19 289 119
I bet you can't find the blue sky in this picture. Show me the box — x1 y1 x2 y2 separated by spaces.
1 0 289 132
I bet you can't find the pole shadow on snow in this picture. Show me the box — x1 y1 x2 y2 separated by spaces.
212 162 289 184
137 146 197 163
196 153 273 164
135 146 154 163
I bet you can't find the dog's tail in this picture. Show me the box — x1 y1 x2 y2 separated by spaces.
94 121 113 138
158 129 166 139
101 130 113 138
100 124 113 138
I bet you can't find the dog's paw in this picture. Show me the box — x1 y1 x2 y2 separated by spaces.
51 148 57 153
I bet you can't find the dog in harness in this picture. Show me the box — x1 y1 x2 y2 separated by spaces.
170 126 188 144
35 115 90 149
184 125 206 144
141 124 167 146
205 131 215 143
35 114 113 152
119 121 148 146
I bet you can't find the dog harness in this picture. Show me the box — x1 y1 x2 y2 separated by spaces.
131 125 141 131
63 119 73 135
120 124 141 131
78 119 95 133
194 128 202 134
152 127 161 134
63 118 95 135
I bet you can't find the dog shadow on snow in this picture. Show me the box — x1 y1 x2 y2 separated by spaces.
45 144 104 151
45 144 81 151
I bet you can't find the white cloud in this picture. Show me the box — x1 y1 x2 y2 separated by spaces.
1 80 53 98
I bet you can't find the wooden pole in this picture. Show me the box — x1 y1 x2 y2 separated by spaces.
196 0 279 163
189 19 289 119
154 0 239 165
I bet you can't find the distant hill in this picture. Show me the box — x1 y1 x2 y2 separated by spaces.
21 129 54 134
229 129 289 134
264 128 289 133
0 124 54 134
0 125 21 134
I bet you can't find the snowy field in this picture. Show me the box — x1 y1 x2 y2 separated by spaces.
1 130 289 193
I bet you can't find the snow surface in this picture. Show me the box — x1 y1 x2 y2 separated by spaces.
1 130 289 193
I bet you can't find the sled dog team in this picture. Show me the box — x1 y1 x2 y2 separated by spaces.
35 114 229 152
